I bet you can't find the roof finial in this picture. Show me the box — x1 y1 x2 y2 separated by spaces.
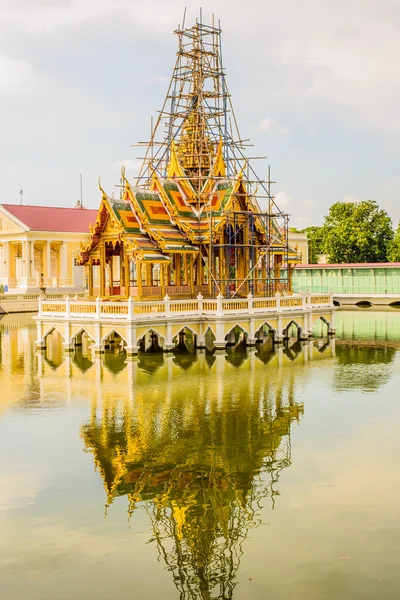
98 177 106 196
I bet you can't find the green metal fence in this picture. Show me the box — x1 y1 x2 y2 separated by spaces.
292 265 400 294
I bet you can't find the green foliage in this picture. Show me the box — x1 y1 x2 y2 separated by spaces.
302 226 324 264
387 223 400 262
321 200 393 263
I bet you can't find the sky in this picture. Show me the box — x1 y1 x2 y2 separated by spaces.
1 0 400 229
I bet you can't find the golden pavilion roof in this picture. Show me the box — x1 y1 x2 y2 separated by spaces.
80 18 301 270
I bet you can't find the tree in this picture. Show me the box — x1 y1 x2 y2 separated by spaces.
387 223 400 262
302 226 324 264
321 200 393 263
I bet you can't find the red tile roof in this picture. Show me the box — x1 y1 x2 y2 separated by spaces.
1 204 98 233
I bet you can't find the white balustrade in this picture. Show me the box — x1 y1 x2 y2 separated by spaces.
38 292 334 322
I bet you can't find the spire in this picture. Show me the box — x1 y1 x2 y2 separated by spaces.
136 19 239 191
176 101 215 183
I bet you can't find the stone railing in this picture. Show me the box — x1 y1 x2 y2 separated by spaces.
38 292 334 321
0 292 86 303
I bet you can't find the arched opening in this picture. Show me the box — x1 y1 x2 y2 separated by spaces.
72 329 95 371
204 327 216 352
355 300 373 308
333 300 341 307
225 325 248 348
255 322 275 346
138 329 164 353
44 328 63 367
283 320 302 341
72 328 94 348
389 301 400 309
101 330 126 353
313 316 329 338
172 327 197 354
70 329 96 364
225 325 248 365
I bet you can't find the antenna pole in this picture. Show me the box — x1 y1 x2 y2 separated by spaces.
80 173 83 208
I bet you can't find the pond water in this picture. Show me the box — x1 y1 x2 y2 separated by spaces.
0 311 400 600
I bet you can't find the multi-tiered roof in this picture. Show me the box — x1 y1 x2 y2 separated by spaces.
81 19 298 298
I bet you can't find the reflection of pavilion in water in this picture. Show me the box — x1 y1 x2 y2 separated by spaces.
0 316 342 597
81 358 304 599
0 315 337 598
1 313 399 597
0 312 338 417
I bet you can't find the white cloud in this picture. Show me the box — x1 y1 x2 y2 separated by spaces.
0 56 32 93
111 158 142 175
274 1 400 133
302 199 316 208
258 117 276 132
2 0 400 134
274 190 292 209
1 0 400 219
344 194 361 203
257 117 292 135
293 215 313 229
0 1 206 37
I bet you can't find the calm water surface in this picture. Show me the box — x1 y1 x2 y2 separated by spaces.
1 311 400 599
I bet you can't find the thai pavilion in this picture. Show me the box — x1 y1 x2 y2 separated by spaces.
79 20 300 301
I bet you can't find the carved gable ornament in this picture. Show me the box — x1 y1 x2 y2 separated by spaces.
0 215 24 234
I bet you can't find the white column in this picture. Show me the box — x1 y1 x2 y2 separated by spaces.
46 241 52 285
213 320 226 350
61 242 68 285
275 316 284 343
29 241 34 279
165 322 174 351
24 240 30 280
247 318 256 346
3 242 10 285
4 242 10 280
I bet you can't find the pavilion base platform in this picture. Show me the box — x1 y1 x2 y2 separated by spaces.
35 293 336 355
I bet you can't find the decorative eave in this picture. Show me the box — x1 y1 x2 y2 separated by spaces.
123 180 149 227
80 194 109 256
166 140 197 202
151 173 179 223
172 218 203 244
147 227 198 254
213 137 227 178
167 140 186 179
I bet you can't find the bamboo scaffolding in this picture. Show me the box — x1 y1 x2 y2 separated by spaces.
128 18 290 297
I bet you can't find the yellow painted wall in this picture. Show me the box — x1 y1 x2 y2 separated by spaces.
254 318 278 331
136 325 167 340
288 231 309 264
282 317 304 329
171 322 201 337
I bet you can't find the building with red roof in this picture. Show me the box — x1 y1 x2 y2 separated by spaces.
0 204 98 292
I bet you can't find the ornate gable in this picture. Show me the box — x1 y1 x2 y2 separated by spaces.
0 213 27 234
